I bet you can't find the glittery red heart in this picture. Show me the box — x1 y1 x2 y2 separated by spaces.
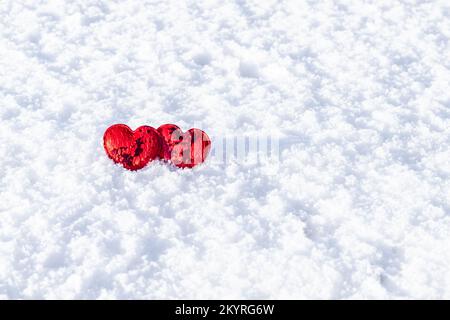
103 124 162 171
158 124 211 168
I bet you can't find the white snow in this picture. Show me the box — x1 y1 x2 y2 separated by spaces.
1 0 449 299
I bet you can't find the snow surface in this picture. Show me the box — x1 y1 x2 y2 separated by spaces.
1 0 449 299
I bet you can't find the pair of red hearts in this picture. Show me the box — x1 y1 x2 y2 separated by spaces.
103 124 211 170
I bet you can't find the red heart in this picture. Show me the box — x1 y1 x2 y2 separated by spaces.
103 124 162 170
158 124 211 168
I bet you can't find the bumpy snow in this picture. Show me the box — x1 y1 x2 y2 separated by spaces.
1 0 449 299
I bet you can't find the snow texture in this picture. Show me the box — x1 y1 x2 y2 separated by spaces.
1 0 449 299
